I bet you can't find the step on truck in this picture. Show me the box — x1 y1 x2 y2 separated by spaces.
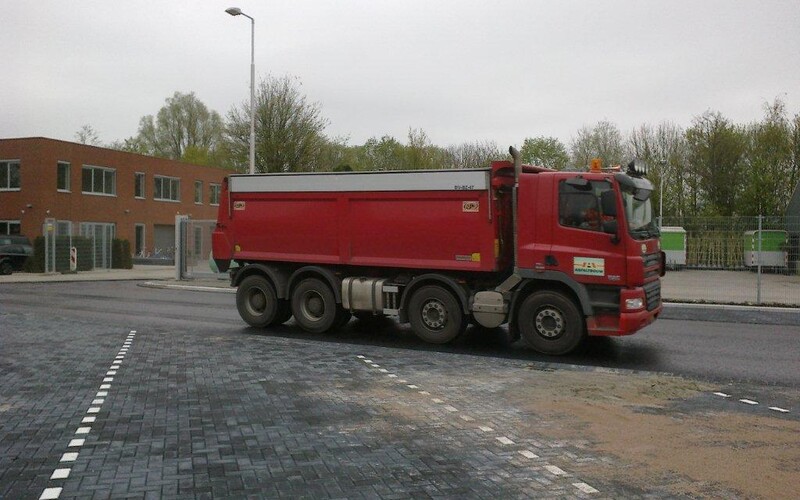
212 148 664 355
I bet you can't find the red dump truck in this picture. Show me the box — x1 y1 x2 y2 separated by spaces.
212 148 663 355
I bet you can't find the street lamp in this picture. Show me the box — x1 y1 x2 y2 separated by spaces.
226 7 256 175
659 159 667 229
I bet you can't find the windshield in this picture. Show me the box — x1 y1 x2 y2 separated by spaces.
622 191 658 240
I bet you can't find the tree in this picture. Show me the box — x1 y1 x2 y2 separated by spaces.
569 120 624 169
519 136 569 170
134 91 224 164
739 98 794 215
444 140 502 169
405 128 447 170
107 136 149 155
685 111 747 216
358 135 406 171
75 124 101 146
627 122 689 218
227 75 329 173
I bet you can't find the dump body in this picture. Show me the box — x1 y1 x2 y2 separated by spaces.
213 165 514 273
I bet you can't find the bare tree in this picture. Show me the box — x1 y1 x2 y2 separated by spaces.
227 76 329 173
75 124 101 146
569 120 624 168
444 140 502 169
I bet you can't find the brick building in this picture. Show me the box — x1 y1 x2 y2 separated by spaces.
0 137 229 265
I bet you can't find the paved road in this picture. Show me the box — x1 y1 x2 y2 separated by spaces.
2 281 799 387
2 281 798 498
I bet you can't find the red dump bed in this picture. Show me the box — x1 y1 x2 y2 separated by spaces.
213 164 515 273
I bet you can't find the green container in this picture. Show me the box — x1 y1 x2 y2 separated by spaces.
660 226 686 267
743 230 787 268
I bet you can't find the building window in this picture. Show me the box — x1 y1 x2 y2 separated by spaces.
56 220 73 236
194 180 203 204
154 175 181 202
210 183 221 206
135 172 145 199
57 162 70 192
0 160 21 191
81 165 116 196
0 220 21 235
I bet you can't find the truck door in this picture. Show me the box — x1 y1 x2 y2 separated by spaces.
551 178 626 287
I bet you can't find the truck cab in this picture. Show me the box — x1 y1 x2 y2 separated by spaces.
509 160 663 352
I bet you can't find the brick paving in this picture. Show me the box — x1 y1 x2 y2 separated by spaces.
1 312 679 499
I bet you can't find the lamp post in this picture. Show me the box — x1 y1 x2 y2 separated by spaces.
225 7 256 175
659 159 667 229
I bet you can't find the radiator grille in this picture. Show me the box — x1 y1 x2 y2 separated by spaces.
643 280 661 311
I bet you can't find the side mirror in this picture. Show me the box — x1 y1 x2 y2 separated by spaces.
602 219 618 235
600 190 617 217
602 220 620 244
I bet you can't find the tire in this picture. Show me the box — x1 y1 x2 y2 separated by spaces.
236 275 280 327
291 278 338 334
517 291 586 355
408 285 465 344
0 260 13 275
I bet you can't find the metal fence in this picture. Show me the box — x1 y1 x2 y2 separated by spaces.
176 217 226 280
660 216 800 306
42 218 114 272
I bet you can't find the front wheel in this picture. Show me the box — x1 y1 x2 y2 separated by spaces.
408 285 465 344
517 291 585 355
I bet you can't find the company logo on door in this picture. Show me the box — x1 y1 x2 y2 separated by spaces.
574 257 605 276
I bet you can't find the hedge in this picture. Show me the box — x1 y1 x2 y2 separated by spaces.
23 236 133 272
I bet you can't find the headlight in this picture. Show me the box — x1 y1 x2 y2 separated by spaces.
625 298 644 310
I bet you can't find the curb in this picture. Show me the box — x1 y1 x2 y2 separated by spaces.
661 302 800 326
139 281 234 293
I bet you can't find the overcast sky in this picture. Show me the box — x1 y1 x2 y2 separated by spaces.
3 0 799 150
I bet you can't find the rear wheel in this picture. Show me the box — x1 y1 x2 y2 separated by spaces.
291 278 338 334
0 260 13 275
236 275 280 327
517 291 585 355
408 285 465 344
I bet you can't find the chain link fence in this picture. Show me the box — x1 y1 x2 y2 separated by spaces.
660 216 800 306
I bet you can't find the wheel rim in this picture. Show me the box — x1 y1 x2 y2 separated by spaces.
301 291 325 321
534 307 565 339
421 299 447 330
245 287 268 316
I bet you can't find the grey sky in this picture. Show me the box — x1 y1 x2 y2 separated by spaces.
4 0 799 150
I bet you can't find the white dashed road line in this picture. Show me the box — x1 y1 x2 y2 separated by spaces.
713 391 792 414
40 330 136 500
356 354 601 496
769 406 790 413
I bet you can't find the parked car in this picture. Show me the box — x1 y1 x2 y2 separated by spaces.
0 235 33 275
